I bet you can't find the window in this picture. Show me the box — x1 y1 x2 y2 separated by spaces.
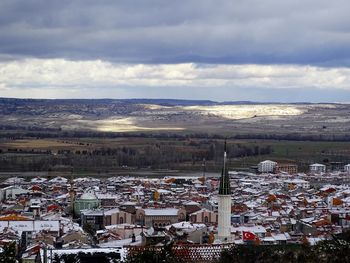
119 217 123 224
205 216 209 223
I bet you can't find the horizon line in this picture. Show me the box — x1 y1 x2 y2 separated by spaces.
0 97 348 105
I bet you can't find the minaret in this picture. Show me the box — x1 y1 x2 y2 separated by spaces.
202 158 206 185
217 140 231 241
69 171 76 216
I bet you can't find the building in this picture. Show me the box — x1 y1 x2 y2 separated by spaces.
81 210 106 231
105 207 134 226
189 208 218 224
309 163 326 174
0 215 59 235
217 141 232 241
283 179 310 189
73 192 100 216
330 162 344 172
104 224 144 240
0 186 29 202
135 207 186 228
276 163 298 174
81 207 135 231
166 222 208 244
258 160 277 173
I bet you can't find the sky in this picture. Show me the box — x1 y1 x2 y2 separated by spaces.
1 0 350 102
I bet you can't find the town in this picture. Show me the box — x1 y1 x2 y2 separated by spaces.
2 0 350 262
1 151 350 262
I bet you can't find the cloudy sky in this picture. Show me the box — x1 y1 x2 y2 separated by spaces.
1 0 350 102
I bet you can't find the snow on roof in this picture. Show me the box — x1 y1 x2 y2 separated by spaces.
259 160 277 164
231 225 266 234
104 207 120 215
144 208 179 216
272 233 289 241
284 179 308 184
263 236 275 242
4 177 25 184
73 177 100 183
49 177 68 183
62 221 83 233
99 235 142 248
310 163 326 167
105 223 139 230
242 188 260 194
166 221 206 231
132 191 144 196
244 201 258 209
55 193 69 199
157 189 173 194
30 177 47 183
81 209 104 216
80 192 97 200
184 201 200 206
40 213 83 233
306 198 322 203
96 193 120 199
300 217 315 223
272 211 280 217
190 208 213 216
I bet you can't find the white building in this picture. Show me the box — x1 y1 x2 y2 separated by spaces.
0 186 30 201
258 160 277 173
0 220 59 234
309 163 326 174
344 164 350 172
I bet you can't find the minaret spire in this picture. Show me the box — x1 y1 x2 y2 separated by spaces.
219 139 231 195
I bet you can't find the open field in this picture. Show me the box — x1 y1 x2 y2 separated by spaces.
0 139 78 149
1 137 350 173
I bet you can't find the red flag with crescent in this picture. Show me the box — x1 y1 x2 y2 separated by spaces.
242 231 256 241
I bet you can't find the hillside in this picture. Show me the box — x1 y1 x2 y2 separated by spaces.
0 98 349 137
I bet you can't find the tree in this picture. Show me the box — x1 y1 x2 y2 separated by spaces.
0 242 16 263
125 242 182 263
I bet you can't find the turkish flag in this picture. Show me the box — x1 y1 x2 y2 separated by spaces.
242 231 256 241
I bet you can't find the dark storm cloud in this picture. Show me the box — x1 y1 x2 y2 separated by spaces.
1 0 350 65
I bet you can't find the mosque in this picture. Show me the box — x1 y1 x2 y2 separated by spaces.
73 191 100 216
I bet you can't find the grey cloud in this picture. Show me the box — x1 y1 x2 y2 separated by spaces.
0 0 350 65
